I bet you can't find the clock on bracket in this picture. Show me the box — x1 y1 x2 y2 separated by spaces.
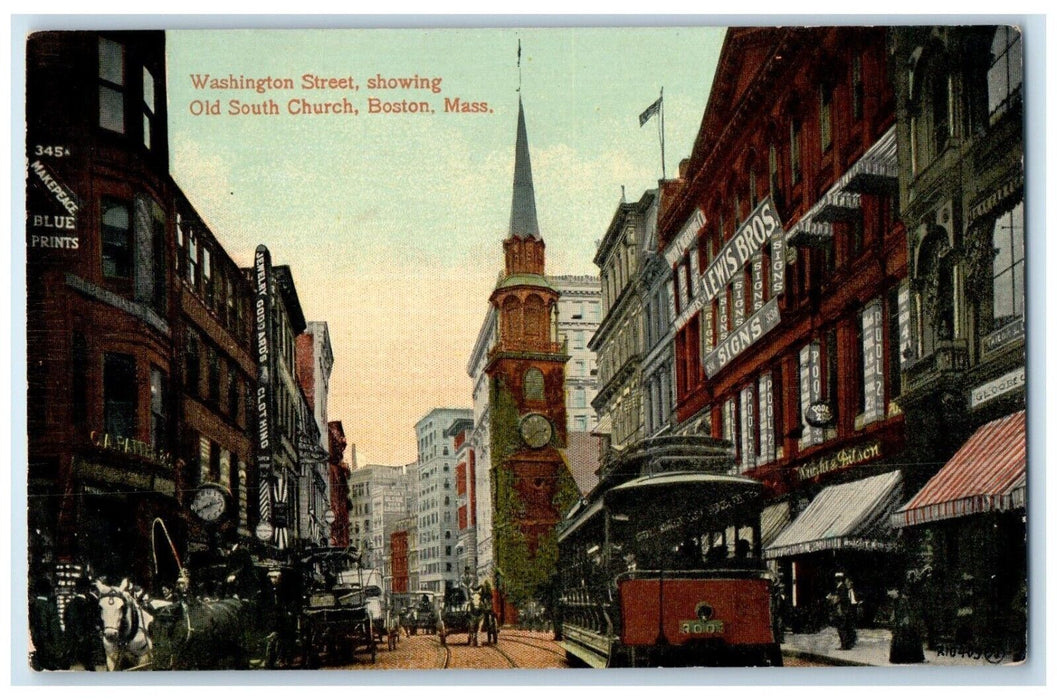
190 482 230 524
519 413 554 449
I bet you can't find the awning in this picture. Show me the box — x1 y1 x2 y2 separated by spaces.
765 470 903 559
760 501 791 548
591 414 612 436
893 410 1026 527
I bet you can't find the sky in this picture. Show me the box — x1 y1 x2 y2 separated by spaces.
166 26 725 466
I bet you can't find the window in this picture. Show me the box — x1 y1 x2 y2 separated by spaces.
988 27 1023 120
992 200 1025 328
572 387 586 409
101 199 132 279
819 82 833 153
150 366 167 452
227 366 239 420
72 332 88 424
207 346 221 401
98 37 125 133
573 331 585 350
931 70 951 154
104 353 137 439
575 415 588 431
186 333 200 397
789 118 802 186
142 67 156 149
851 54 864 121
203 247 213 302
187 226 199 287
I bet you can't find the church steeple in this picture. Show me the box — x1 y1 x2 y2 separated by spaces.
508 96 540 240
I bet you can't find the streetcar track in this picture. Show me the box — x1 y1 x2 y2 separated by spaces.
429 633 518 669
498 634 566 659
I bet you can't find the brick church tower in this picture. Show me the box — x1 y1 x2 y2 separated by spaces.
486 97 578 621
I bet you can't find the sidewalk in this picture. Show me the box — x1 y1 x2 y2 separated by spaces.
781 627 1021 667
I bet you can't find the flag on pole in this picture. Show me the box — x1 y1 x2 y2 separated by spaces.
639 94 662 126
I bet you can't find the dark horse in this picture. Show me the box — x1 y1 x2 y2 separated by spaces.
151 596 254 670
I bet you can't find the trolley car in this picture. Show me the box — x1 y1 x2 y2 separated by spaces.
556 436 782 668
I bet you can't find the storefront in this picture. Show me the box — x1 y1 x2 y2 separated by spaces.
765 470 904 631
892 410 1026 655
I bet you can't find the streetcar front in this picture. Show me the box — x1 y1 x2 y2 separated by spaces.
559 471 782 667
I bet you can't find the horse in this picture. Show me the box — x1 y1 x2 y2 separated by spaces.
93 579 155 671
151 595 254 670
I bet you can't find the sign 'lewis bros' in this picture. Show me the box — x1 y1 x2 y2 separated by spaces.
674 197 787 377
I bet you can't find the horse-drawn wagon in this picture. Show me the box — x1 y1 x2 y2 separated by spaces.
298 548 377 667
402 590 440 635
438 584 498 647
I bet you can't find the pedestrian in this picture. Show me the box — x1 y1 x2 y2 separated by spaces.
28 573 67 671
829 571 859 650
63 572 104 671
888 571 925 664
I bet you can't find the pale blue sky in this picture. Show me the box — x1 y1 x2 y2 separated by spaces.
167 27 724 464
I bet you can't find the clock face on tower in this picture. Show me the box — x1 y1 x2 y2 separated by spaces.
190 483 229 524
519 413 554 449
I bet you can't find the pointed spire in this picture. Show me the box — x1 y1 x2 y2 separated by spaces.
509 96 540 240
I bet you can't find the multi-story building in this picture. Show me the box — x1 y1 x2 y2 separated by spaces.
590 191 656 451
172 190 257 552
245 254 307 559
637 188 677 439
888 26 1026 653
413 409 473 593
466 307 496 582
26 31 179 585
295 321 334 550
297 322 334 452
451 421 477 585
659 27 907 626
326 421 352 548
552 275 602 433
347 463 414 584
390 515 414 593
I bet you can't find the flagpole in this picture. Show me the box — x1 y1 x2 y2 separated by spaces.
659 87 666 180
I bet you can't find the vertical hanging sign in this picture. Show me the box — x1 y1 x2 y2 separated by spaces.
254 245 276 543
897 281 912 368
739 385 755 473
758 372 776 465
861 299 885 423
800 342 823 446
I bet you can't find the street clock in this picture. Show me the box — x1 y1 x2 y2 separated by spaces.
190 483 230 524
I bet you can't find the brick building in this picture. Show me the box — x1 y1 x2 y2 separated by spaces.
659 27 908 626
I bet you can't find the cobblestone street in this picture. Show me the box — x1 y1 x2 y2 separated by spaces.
332 630 569 671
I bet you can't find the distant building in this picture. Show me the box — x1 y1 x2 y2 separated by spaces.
327 421 351 547
552 275 602 433
413 408 473 593
295 321 334 549
348 463 413 577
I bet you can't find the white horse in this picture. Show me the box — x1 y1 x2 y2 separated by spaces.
94 579 156 671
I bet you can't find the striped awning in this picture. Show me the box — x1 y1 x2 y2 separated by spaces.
765 470 903 559
893 410 1026 527
760 501 791 548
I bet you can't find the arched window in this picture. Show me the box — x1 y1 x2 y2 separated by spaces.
501 296 521 343
524 368 544 400
914 231 955 358
524 294 546 343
